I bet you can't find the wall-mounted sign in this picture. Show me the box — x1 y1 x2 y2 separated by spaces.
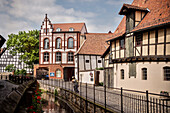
89 72 93 77
50 72 55 77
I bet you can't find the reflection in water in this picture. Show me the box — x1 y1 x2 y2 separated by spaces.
41 92 73 113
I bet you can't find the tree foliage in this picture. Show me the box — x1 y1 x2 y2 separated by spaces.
5 64 16 72
7 30 39 69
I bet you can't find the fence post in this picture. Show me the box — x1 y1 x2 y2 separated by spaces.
94 84 96 113
104 85 106 113
146 90 149 113
121 87 123 113
86 83 88 113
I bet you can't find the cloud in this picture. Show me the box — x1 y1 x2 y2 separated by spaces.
106 0 132 5
0 0 97 45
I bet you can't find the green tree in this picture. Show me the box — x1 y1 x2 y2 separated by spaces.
7 30 39 71
5 64 16 72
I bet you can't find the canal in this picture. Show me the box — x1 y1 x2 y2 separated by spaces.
41 92 74 113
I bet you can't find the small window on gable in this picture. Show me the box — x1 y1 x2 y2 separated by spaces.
69 27 74 31
98 60 101 63
86 60 89 63
44 28 49 33
56 28 61 32
163 67 170 81
121 69 124 79
142 68 147 80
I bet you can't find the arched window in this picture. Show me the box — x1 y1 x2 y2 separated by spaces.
121 69 124 79
68 38 74 49
69 27 74 31
56 52 61 61
56 38 62 49
56 69 61 77
68 52 74 61
56 28 61 32
142 68 147 80
44 52 49 62
44 38 49 49
163 67 170 81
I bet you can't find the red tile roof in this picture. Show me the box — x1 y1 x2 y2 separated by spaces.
76 33 113 55
52 23 85 32
108 0 170 41
119 3 148 15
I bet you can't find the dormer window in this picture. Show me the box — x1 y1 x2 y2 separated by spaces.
69 27 74 31
56 28 61 32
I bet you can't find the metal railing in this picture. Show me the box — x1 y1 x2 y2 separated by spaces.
39 79 170 113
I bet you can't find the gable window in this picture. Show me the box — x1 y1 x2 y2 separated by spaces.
56 38 62 49
142 68 147 80
120 38 125 49
44 52 49 62
121 69 124 79
136 33 142 46
163 67 170 81
56 69 61 77
68 52 74 61
56 52 61 61
86 60 89 63
98 60 101 63
56 28 61 32
44 28 49 33
69 27 74 31
44 38 49 49
68 38 74 49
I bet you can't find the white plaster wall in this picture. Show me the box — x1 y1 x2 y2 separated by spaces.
91 56 97 69
79 71 94 84
115 62 170 94
85 55 90 70
79 55 84 70
97 56 103 68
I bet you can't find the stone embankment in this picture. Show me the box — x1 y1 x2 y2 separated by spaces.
0 79 36 113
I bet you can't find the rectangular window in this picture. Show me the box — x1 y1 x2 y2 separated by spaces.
121 69 124 79
136 33 142 46
142 68 147 80
86 60 89 63
120 38 125 49
164 67 170 81
56 52 61 61
68 52 74 61
98 60 101 63
44 53 49 62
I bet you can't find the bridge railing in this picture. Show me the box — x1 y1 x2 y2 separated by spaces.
39 79 170 113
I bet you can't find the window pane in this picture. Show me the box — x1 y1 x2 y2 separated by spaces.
142 68 147 80
56 38 61 49
68 38 73 48
120 39 125 49
136 34 142 46
121 69 124 79
68 52 73 61
56 52 61 61
44 52 49 62
44 38 49 49
56 69 61 77
164 67 170 81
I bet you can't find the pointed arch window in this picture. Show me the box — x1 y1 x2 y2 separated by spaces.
56 69 61 77
68 38 74 49
44 38 49 49
56 38 62 49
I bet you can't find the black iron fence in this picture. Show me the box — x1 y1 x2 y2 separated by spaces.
39 79 170 113
0 75 34 84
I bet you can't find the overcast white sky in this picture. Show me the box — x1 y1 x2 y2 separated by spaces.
0 0 133 46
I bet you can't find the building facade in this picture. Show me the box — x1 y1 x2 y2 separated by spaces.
0 48 32 74
34 14 87 80
102 0 170 93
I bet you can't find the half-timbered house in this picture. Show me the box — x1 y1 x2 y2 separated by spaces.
102 0 170 93
34 14 87 80
75 33 113 84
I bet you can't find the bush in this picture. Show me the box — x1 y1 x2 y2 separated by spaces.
99 82 103 86
96 67 104 70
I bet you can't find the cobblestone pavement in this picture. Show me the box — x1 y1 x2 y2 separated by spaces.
0 80 19 103
39 80 170 113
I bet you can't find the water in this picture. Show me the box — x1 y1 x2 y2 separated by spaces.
41 92 74 113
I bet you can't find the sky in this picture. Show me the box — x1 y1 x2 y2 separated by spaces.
0 0 133 46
